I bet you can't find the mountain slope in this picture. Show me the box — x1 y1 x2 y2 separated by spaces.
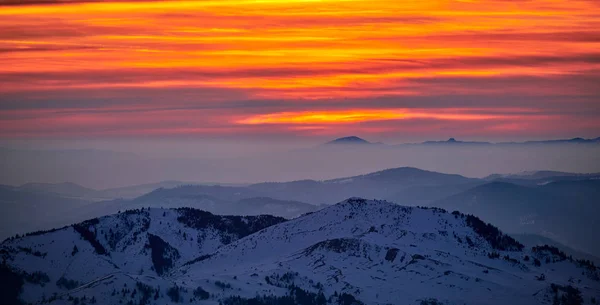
250 167 481 205
0 208 285 304
98 180 197 199
484 171 600 187
3 167 597 251
485 170 592 181
2 199 598 305
73 186 319 221
513 233 600 265
324 136 372 145
420 138 491 145
0 167 478 241
431 180 600 257
14 181 212 201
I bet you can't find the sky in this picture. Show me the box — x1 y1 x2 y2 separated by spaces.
1 0 599 142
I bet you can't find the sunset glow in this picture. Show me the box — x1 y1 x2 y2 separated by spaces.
1 0 599 139
237 109 516 125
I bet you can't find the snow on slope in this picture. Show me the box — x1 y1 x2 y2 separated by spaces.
0 208 285 304
1 199 599 305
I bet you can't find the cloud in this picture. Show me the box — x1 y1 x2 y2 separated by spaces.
0 0 599 139
0 0 150 5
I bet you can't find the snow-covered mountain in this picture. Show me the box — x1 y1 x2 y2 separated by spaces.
1 199 599 305
0 185 318 241
0 209 285 304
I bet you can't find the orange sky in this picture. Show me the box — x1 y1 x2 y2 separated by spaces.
0 0 599 139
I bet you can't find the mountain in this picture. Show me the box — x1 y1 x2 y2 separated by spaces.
12 181 200 201
135 185 259 203
482 172 600 190
98 181 200 199
517 137 600 145
399 137 600 146
0 183 316 241
75 188 320 221
513 233 600 265
324 136 372 145
485 170 600 181
0 207 285 305
431 180 600 257
0 182 210 241
233 197 321 218
420 138 491 145
250 167 481 205
100 167 480 213
538 179 600 204
1 167 478 241
14 180 251 201
2 199 598 305
3 167 597 250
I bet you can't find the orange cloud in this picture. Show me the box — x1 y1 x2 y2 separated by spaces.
0 0 598 138
236 109 529 125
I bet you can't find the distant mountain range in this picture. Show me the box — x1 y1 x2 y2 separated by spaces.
484 171 600 183
3 137 598 189
250 167 481 205
519 137 600 145
4 180 244 201
2 199 598 305
323 136 600 146
415 137 600 146
2 167 599 257
432 179 600 255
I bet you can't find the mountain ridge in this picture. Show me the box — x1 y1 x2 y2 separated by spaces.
431 180 600 256
324 136 372 145
320 136 600 146
4 166 599 245
2 199 598 305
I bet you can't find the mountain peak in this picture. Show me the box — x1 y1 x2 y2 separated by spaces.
336 197 374 206
419 137 492 145
3 199 599 305
325 136 371 145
